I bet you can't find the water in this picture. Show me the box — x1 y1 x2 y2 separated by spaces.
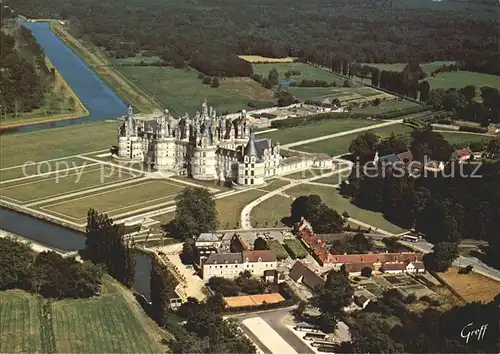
0 208 152 299
2 21 128 134
279 78 297 85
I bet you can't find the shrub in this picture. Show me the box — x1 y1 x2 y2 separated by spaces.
459 126 488 133
208 277 240 296
283 239 308 259
458 265 473 274
268 240 289 260
406 293 417 304
202 77 212 85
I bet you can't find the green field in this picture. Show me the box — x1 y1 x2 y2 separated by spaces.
282 169 331 180
440 132 497 147
424 71 500 91
0 157 87 182
250 194 291 227
260 119 379 145
258 179 290 192
1 165 137 204
349 99 419 115
0 121 119 168
40 179 184 221
118 66 274 116
114 54 162 66
283 238 308 259
287 86 377 101
268 240 290 260
314 171 349 185
252 62 346 84
216 190 266 229
0 279 162 353
295 124 413 155
286 184 405 234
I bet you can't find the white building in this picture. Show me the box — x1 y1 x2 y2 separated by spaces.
117 100 332 186
202 250 277 280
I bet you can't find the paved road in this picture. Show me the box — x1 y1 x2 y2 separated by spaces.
282 119 403 148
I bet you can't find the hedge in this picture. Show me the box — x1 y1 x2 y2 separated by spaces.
268 240 289 260
459 126 488 133
283 238 308 259
270 112 369 129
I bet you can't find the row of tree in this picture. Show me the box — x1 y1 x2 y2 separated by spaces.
0 237 103 299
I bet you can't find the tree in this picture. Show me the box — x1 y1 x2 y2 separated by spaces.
180 239 196 264
0 237 33 290
85 209 135 287
459 85 476 102
361 266 372 277
343 79 351 87
173 187 217 240
208 277 240 296
348 313 403 353
372 98 381 106
211 77 220 88
253 237 268 250
310 270 353 315
349 132 378 162
267 68 279 88
377 133 407 156
150 257 179 325
424 242 458 272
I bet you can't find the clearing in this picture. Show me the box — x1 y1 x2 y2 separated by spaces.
424 71 500 91
252 62 345 84
238 55 297 63
294 124 413 156
286 184 405 234
349 99 419 115
260 119 379 145
117 66 275 116
439 132 496 147
438 267 500 303
0 278 163 353
359 61 456 75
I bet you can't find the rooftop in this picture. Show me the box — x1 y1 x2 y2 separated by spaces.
204 253 242 265
196 232 221 243
243 250 277 263
223 293 285 308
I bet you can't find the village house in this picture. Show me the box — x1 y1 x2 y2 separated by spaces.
450 147 473 163
202 250 277 281
381 261 425 274
289 261 326 289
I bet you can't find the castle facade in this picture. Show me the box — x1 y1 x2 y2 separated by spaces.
117 100 329 186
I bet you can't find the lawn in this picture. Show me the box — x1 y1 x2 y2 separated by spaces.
258 179 290 192
438 267 500 303
170 176 230 192
286 184 405 234
114 54 162 66
40 179 184 221
216 190 266 229
287 86 379 101
238 55 297 63
0 279 162 353
0 121 120 168
260 119 379 145
252 62 344 84
349 99 419 115
295 124 413 156
1 165 138 204
0 290 43 353
440 132 496 147
0 157 86 182
424 71 500 91
268 240 290 260
283 238 308 259
314 171 349 185
250 195 291 227
117 66 274 116
282 169 331 180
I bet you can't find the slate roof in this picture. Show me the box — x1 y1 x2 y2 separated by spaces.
354 295 370 307
379 153 398 164
330 252 422 264
397 151 413 163
243 133 258 157
341 262 373 273
197 233 220 243
382 262 408 271
204 253 242 265
289 261 326 289
243 250 277 262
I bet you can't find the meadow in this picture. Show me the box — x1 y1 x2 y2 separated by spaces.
0 278 163 353
286 184 405 234
349 99 419 115
0 121 119 168
259 119 379 145
424 71 500 91
294 124 413 156
117 66 275 116
359 61 456 75
252 62 346 84
238 55 297 63
250 194 291 227
215 190 266 229
286 85 386 102
439 132 497 147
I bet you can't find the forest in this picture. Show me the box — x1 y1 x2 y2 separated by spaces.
11 0 500 77
0 19 51 116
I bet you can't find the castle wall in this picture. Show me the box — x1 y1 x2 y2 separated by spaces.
191 146 217 180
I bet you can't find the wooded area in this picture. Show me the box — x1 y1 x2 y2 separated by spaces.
11 0 499 77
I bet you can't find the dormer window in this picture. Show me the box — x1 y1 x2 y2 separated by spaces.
258 257 262 262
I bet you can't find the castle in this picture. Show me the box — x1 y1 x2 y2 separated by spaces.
117 100 331 186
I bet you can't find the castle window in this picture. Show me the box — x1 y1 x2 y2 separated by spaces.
244 179 248 184
202 152 206 157
251 163 254 168
251 170 254 176
250 179 254 185
245 170 248 176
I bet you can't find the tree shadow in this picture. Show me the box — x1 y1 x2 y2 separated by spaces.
281 216 294 227
163 220 182 240
470 247 499 270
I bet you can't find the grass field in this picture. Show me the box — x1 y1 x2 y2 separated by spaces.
0 157 87 182
440 132 497 147
1 165 137 204
258 179 290 192
438 267 500 303
114 54 162 66
282 169 331 180
250 194 291 227
0 290 43 353
51 22 161 113
295 124 413 155
268 240 290 260
286 184 405 234
39 179 183 221
252 63 345 84
117 66 274 116
314 171 349 185
283 238 308 259
170 176 231 192
0 121 119 168
216 190 266 229
349 99 419 115
0 278 163 353
424 71 500 91
260 119 379 145
287 86 380 101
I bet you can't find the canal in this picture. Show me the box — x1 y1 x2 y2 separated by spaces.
4 21 128 133
0 22 152 298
